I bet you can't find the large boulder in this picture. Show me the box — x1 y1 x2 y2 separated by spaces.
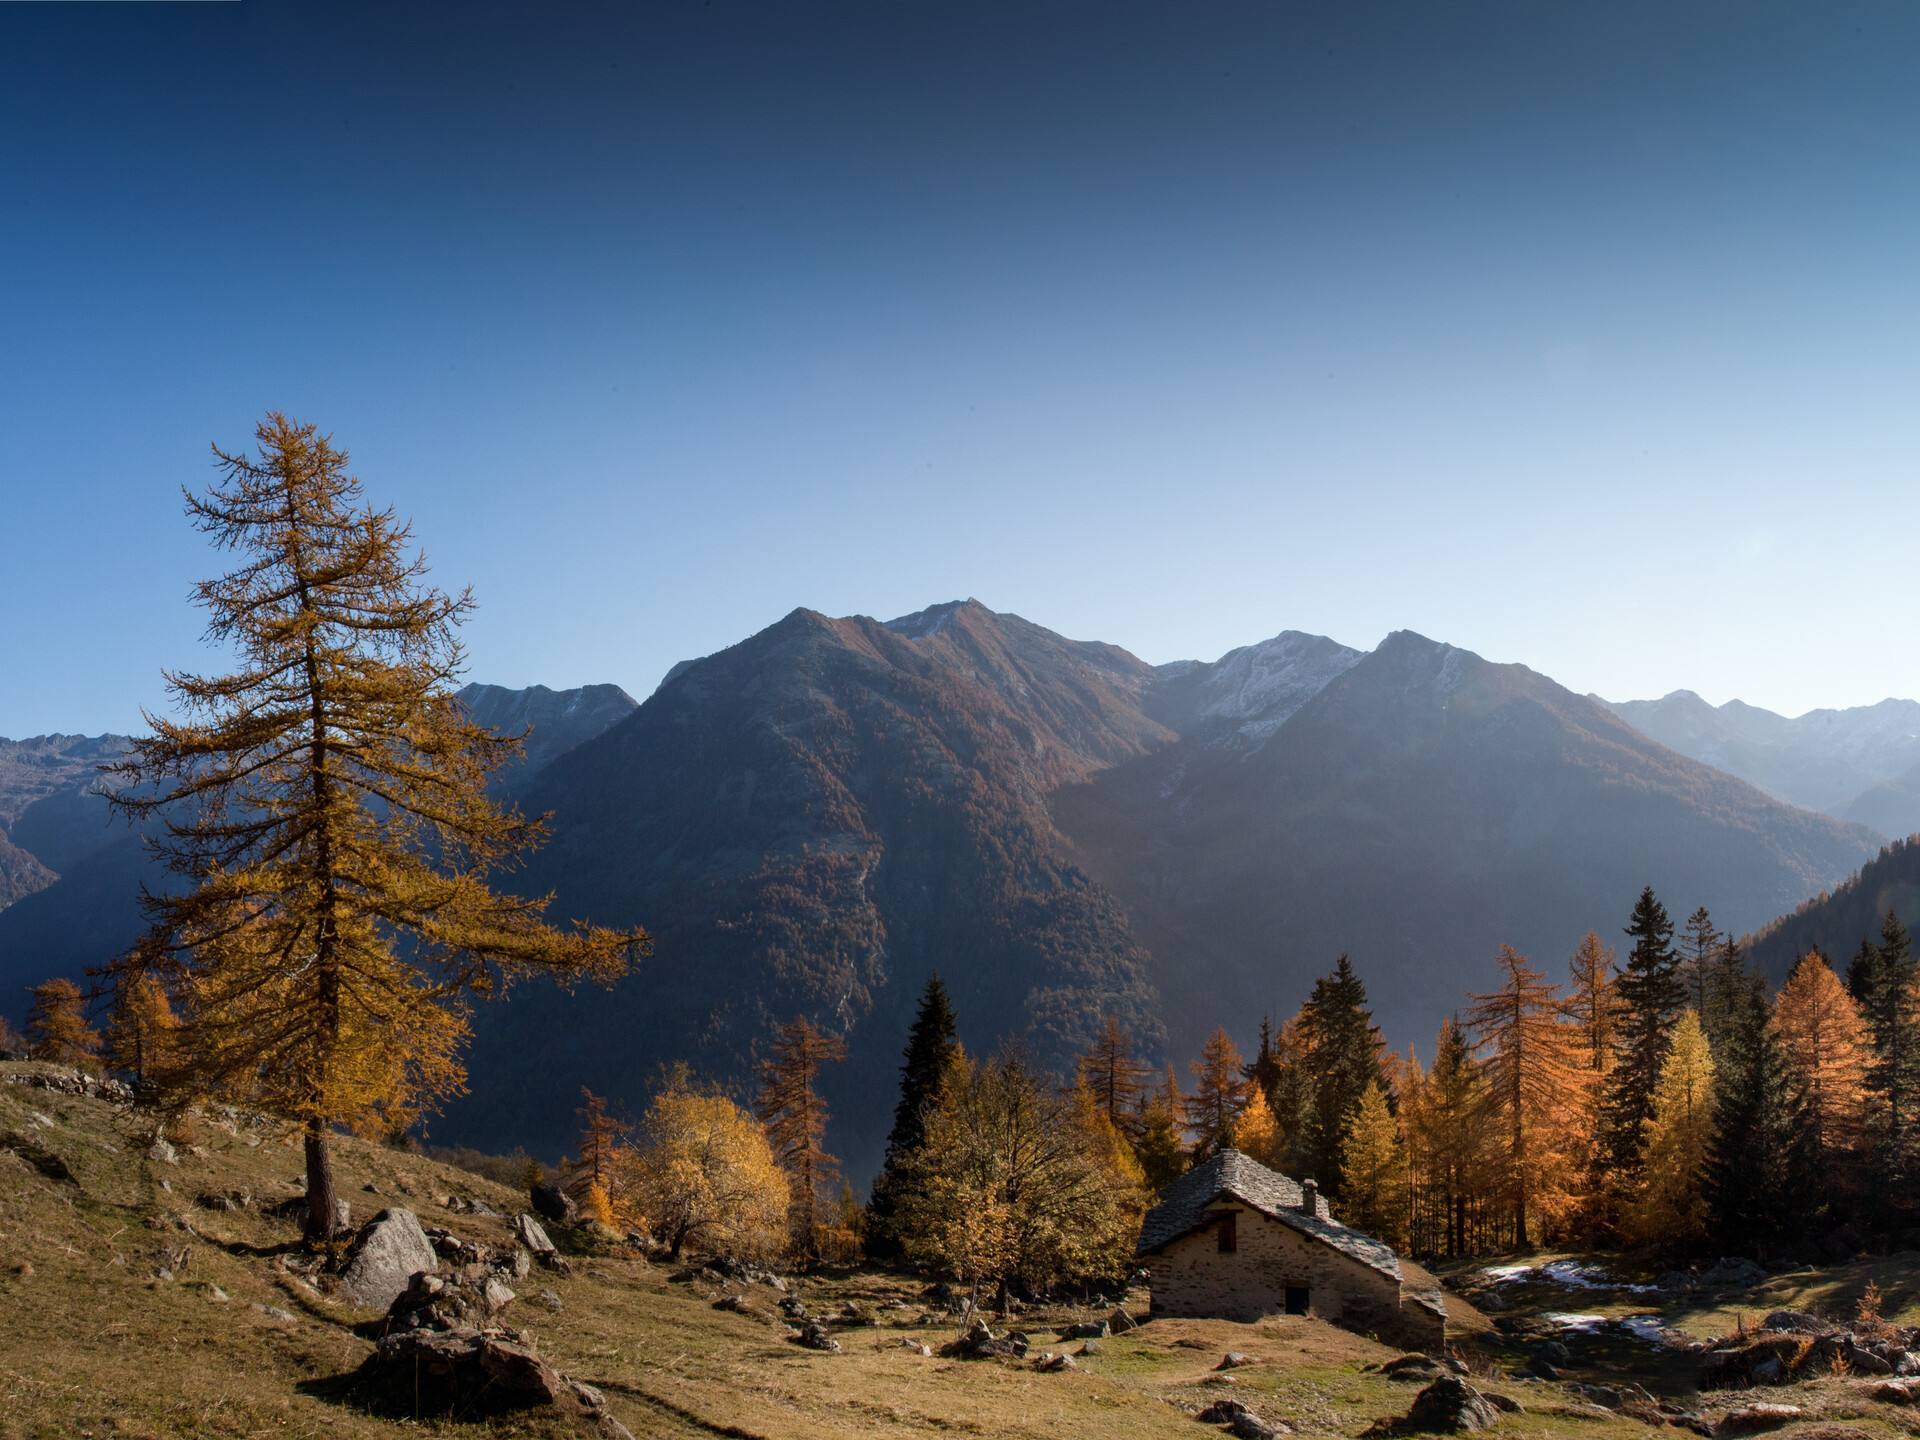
1712 1404 1802 1436
1405 1377 1501 1433
530 1183 577 1224
339 1208 437 1311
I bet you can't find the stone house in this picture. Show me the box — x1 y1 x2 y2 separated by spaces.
1135 1149 1446 1350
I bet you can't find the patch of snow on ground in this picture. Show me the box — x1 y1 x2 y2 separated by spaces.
1484 1260 1656 1293
1538 1312 1681 1345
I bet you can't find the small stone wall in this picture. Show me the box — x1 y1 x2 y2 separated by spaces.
1148 1202 1442 1350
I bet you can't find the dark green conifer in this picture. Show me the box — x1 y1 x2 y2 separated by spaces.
1701 934 1753 1057
1299 955 1387 1199
1859 912 1920 1230
1242 1015 1283 1101
1600 887 1686 1181
1706 975 1818 1256
1679 907 1719 1013
865 973 959 1258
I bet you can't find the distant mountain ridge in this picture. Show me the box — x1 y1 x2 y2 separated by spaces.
1601 690 1920 837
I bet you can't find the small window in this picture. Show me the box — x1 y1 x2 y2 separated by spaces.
1217 1213 1237 1253
1285 1286 1309 1315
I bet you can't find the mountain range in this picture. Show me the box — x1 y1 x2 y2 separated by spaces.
1600 690 1920 838
0 605 1907 1182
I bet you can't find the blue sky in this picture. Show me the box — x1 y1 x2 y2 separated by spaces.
4 2 1918 736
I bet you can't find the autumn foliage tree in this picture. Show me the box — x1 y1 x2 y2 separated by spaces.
572 1087 632 1225
621 1084 788 1259
106 968 180 1090
1185 1026 1248 1161
26 978 102 1069
894 1045 1145 1302
754 1015 848 1262
1629 1009 1716 1254
105 415 648 1240
1465 944 1581 1247
1078 1015 1150 1143
1772 951 1869 1201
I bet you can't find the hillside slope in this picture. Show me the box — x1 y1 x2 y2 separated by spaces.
1744 836 1920 980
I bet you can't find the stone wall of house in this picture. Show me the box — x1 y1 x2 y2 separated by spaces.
1147 1202 1443 1351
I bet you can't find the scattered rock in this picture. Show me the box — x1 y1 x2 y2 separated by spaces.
1482 1394 1524 1414
1218 1352 1260 1369
793 1321 842 1353
1080 1339 1105 1356
1750 1357 1785 1386
1385 1354 1449 1383
1196 1399 1252 1422
1035 1352 1076 1372
370 1327 565 1408
1700 1257 1767 1287
513 1212 556 1255
146 1138 177 1165
1109 1306 1140 1333
1406 1377 1501 1432
896 1339 932 1355
1868 1381 1918 1404
338 1207 438 1311
940 1319 1027 1360
1529 1341 1572 1367
1062 1319 1110 1339
529 1182 577 1225
1712 1404 1802 1436
1231 1415 1285 1440
1762 1311 1830 1335
208 1286 228 1302
252 1303 295 1322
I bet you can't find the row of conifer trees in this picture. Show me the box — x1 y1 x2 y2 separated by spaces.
1042 887 1920 1262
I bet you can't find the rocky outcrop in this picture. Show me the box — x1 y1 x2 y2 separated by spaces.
338 1208 437 1310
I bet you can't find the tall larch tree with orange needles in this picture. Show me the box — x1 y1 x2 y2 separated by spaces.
754 1015 849 1262
1185 1026 1248 1161
1772 951 1870 1202
26 978 102 1069
104 414 649 1242
1464 944 1581 1249
1077 1015 1150 1143
572 1087 633 1224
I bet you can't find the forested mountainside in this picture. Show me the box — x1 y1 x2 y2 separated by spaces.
1744 836 1920 980
1604 689 1920 836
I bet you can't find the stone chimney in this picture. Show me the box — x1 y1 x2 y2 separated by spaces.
1300 1179 1318 1216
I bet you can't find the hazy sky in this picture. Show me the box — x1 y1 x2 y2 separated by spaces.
4 2 1918 737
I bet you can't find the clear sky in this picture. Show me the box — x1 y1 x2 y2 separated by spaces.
4 2 1917 737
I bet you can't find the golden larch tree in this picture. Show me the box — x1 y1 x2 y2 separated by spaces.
106 968 180 1089
1771 951 1870 1184
572 1087 633 1226
1566 932 1618 1074
1234 1084 1285 1170
105 415 648 1240
1077 1015 1150 1142
1464 944 1581 1248
754 1015 849 1262
1340 1078 1408 1249
1185 1026 1248 1160
1628 1009 1715 1253
26 978 102 1069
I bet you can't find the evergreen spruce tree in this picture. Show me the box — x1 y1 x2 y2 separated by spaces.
1706 976 1818 1257
1300 955 1387 1200
1679 908 1720 1015
1243 1016 1284 1102
1857 912 1920 1232
1600 888 1686 1184
865 973 958 1258
1701 935 1753 1057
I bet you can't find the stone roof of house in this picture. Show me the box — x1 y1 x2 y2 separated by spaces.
1135 1149 1402 1282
